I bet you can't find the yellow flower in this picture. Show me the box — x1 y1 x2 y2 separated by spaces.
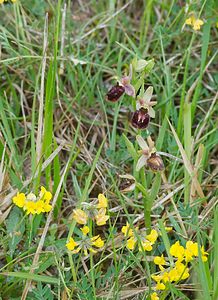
201 246 208 262
170 241 185 261
155 282 165 290
168 261 190 282
162 271 170 283
13 193 26 208
91 235 104 248
193 19 204 31
151 292 159 300
154 254 166 269
24 201 37 215
97 193 108 208
72 209 88 224
146 229 158 244
72 194 109 226
43 202 52 213
152 272 169 284
185 15 204 31
95 208 109 226
66 237 78 251
121 222 133 237
81 226 90 236
175 261 190 280
39 186 52 202
122 226 158 252
151 274 163 282
127 237 136 250
35 200 45 214
185 17 193 25
185 241 198 262
141 240 153 251
67 230 104 255
12 187 53 215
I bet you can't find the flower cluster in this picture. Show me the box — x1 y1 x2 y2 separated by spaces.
121 221 208 300
185 15 204 31
150 240 208 299
12 186 52 215
72 194 109 226
66 226 104 256
121 222 158 252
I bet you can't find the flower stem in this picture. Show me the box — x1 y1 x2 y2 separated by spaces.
136 179 152 233
89 219 97 300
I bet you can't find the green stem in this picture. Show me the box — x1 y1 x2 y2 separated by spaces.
184 102 192 205
177 34 195 137
136 181 151 233
28 215 34 248
89 219 96 300
68 254 77 296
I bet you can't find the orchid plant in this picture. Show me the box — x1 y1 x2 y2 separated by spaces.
106 57 165 231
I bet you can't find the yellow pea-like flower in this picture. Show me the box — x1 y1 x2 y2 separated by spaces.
95 208 109 226
185 15 204 31
12 193 26 208
121 222 133 237
151 292 159 300
170 241 185 261
146 229 158 243
66 237 78 251
81 226 90 236
91 235 104 248
154 254 166 267
155 282 166 290
97 193 108 208
72 209 88 225
127 237 136 250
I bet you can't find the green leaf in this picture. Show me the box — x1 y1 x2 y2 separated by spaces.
6 207 25 257
1 272 59 284
122 134 138 160
213 207 218 299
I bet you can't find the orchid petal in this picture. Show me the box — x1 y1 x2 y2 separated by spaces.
128 64 133 80
124 84 135 97
121 76 130 85
136 135 149 150
143 86 153 103
149 107 156 118
136 155 147 172
136 100 143 110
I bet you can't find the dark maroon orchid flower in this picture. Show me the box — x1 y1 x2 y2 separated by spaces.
106 83 125 102
106 65 135 102
131 108 150 129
